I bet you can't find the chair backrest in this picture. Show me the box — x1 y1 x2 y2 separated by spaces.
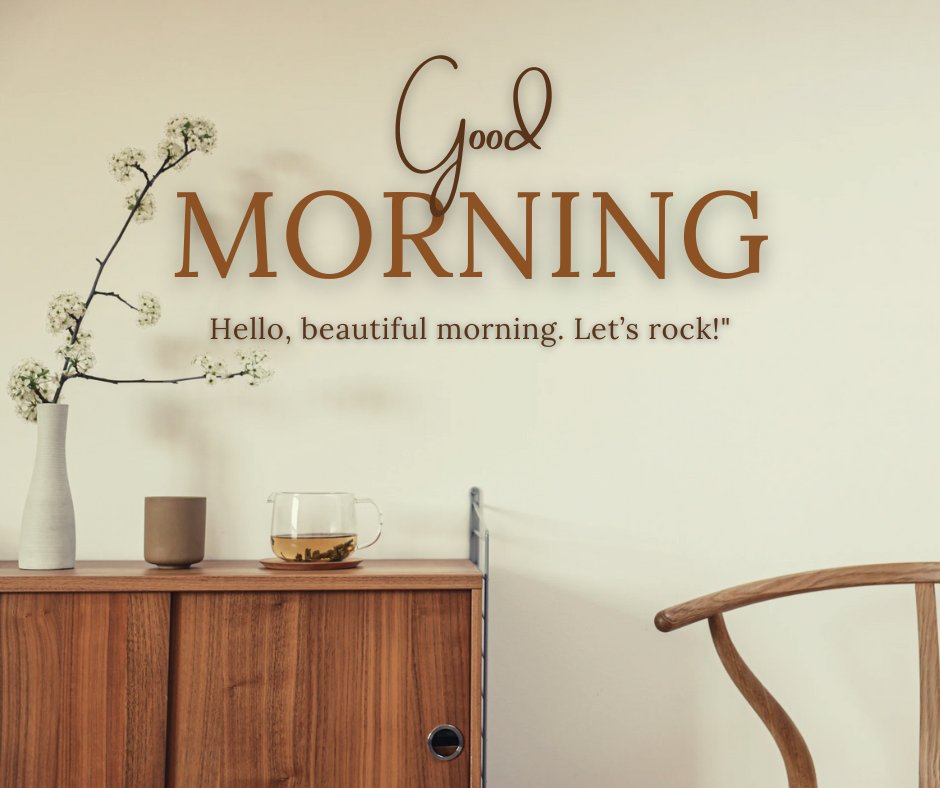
655 562 940 788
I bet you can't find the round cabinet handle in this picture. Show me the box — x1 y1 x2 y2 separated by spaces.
427 724 465 761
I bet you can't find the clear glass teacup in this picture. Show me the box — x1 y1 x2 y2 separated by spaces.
268 492 382 562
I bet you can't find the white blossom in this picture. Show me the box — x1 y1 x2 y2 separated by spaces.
126 190 156 222
194 353 227 385
47 292 86 334
8 359 56 422
56 330 95 374
236 349 273 386
164 115 217 154
156 139 190 169
109 147 146 182
137 293 161 326
11 116 261 420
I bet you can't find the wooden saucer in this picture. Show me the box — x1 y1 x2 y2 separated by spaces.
259 557 363 571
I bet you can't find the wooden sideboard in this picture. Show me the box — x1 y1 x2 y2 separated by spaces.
0 560 483 788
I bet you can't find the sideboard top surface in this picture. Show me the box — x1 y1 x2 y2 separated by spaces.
0 559 482 592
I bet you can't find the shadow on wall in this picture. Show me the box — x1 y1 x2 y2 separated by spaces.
483 503 921 786
233 150 324 198
139 345 423 559
142 336 249 558
145 397 235 556
484 505 706 788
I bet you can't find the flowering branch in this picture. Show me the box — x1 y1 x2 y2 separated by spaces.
73 371 248 385
8 116 275 422
95 291 139 311
50 141 200 401
68 351 271 389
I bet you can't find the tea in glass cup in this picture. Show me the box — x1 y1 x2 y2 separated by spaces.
267 492 382 562
271 532 358 562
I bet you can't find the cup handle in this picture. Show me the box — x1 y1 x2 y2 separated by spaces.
354 498 383 550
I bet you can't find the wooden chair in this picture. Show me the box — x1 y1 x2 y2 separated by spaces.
655 563 940 787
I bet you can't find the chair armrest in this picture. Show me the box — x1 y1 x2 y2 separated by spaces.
655 562 940 632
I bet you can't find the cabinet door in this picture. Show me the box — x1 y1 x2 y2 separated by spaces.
168 590 472 788
0 592 170 787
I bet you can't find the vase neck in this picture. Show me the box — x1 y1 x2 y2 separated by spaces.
36 404 69 446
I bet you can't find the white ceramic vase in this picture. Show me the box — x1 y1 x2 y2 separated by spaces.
19 403 76 570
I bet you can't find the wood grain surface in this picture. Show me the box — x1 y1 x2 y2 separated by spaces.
0 560 483 593
917 584 940 787
656 562 940 632
709 614 816 788
167 589 473 787
0 592 169 787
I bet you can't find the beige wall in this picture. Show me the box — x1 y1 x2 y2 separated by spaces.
2 0 939 784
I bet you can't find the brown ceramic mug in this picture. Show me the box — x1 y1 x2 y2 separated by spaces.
144 497 206 568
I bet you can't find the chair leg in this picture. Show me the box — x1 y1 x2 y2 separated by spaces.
916 584 940 788
709 614 817 788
